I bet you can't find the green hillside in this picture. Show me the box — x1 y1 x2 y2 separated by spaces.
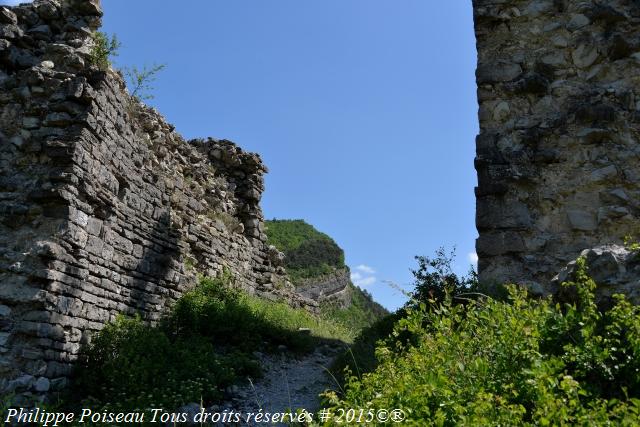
265 219 388 331
265 219 346 282
320 283 389 334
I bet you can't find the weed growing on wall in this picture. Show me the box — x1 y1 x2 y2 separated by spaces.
89 32 120 70
124 64 167 101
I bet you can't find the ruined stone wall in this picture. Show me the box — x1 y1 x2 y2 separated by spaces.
473 0 640 293
0 0 313 400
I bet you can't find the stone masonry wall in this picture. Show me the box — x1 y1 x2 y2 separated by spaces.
473 0 640 293
0 0 313 400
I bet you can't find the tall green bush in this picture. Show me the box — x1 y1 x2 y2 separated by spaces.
322 258 640 425
74 315 252 412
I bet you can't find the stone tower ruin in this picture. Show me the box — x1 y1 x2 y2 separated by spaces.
473 0 640 293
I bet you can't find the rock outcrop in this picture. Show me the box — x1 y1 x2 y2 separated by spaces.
0 0 313 400
473 0 640 294
553 245 640 306
263 219 352 307
295 268 352 308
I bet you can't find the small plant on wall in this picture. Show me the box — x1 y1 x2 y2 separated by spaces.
89 31 121 70
124 64 167 101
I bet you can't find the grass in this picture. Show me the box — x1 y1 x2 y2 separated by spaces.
320 283 388 334
206 211 242 233
58 273 352 416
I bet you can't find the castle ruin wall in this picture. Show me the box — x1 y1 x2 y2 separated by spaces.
0 0 313 399
473 0 640 293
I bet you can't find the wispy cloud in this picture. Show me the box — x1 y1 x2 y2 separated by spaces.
351 272 376 287
468 252 479 268
355 264 375 274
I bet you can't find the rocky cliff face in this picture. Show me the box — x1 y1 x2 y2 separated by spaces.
263 219 353 307
473 0 640 294
0 0 313 400
295 268 352 308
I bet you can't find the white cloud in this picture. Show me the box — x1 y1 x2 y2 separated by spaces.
355 264 375 274
350 268 377 287
468 252 479 267
0 1 30 5
354 276 376 287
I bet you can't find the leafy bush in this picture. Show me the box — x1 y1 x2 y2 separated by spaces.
409 247 478 309
74 315 255 412
89 32 120 70
329 312 401 383
72 274 352 412
331 249 475 384
322 258 640 425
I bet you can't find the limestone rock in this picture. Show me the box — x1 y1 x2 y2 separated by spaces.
552 245 640 305
474 0 640 292
34 377 50 392
0 7 17 25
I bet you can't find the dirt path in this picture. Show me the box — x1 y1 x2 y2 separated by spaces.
221 343 343 425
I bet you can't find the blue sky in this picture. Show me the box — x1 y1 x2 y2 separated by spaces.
4 0 479 310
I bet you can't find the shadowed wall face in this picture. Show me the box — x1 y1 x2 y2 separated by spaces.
473 0 640 292
0 0 314 401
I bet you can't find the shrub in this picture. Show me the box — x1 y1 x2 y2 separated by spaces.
124 64 166 101
329 312 401 383
321 258 640 425
74 314 260 412
72 274 352 412
409 247 478 309
330 249 475 384
89 32 120 70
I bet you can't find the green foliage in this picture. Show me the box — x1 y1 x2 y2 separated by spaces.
265 220 345 282
183 256 195 271
73 274 351 412
331 249 476 385
330 312 401 383
265 219 335 253
167 274 351 352
89 32 121 70
321 284 388 336
321 258 640 425
624 234 640 252
124 64 167 101
409 247 478 309
0 394 14 427
74 315 254 413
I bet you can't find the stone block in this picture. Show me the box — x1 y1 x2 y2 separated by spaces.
567 210 598 231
